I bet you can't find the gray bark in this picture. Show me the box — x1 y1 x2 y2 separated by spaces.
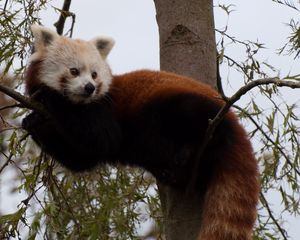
153 0 217 239
154 0 216 85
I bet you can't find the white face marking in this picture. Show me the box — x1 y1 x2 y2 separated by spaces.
29 26 114 103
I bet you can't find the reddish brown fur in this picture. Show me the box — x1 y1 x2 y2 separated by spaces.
25 60 43 95
111 70 223 116
110 70 259 240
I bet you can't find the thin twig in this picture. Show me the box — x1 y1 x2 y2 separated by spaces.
0 152 13 174
223 54 250 79
50 173 81 232
21 185 44 206
0 127 21 134
0 133 30 174
260 192 289 240
0 103 22 112
216 28 249 46
3 0 9 12
68 13 76 38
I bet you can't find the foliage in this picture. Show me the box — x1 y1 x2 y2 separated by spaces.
1 156 160 239
217 1 300 239
0 0 300 239
0 0 47 75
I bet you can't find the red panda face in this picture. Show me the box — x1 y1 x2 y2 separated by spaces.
28 25 115 103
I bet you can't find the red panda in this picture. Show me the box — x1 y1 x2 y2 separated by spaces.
22 25 259 240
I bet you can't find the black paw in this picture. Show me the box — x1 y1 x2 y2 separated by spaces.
22 112 46 132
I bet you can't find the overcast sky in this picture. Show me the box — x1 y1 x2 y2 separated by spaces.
1 0 300 239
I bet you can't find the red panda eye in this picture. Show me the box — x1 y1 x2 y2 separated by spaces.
70 68 80 76
91 71 97 79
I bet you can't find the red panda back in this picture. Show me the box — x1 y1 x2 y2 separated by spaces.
111 70 223 116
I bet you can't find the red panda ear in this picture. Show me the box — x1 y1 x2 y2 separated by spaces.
31 25 58 52
90 37 115 59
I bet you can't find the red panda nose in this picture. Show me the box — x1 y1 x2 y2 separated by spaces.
84 83 95 95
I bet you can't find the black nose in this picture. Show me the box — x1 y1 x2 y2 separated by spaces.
84 83 95 95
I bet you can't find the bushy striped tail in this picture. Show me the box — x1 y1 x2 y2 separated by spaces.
198 134 259 239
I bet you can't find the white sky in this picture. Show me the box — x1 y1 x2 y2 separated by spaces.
1 0 300 239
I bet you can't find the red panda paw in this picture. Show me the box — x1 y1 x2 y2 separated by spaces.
22 112 46 132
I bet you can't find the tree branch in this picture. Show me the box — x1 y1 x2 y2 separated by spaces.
54 0 72 35
187 77 300 192
0 84 48 116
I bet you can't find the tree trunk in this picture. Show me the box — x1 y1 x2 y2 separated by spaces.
154 0 216 85
153 0 216 239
